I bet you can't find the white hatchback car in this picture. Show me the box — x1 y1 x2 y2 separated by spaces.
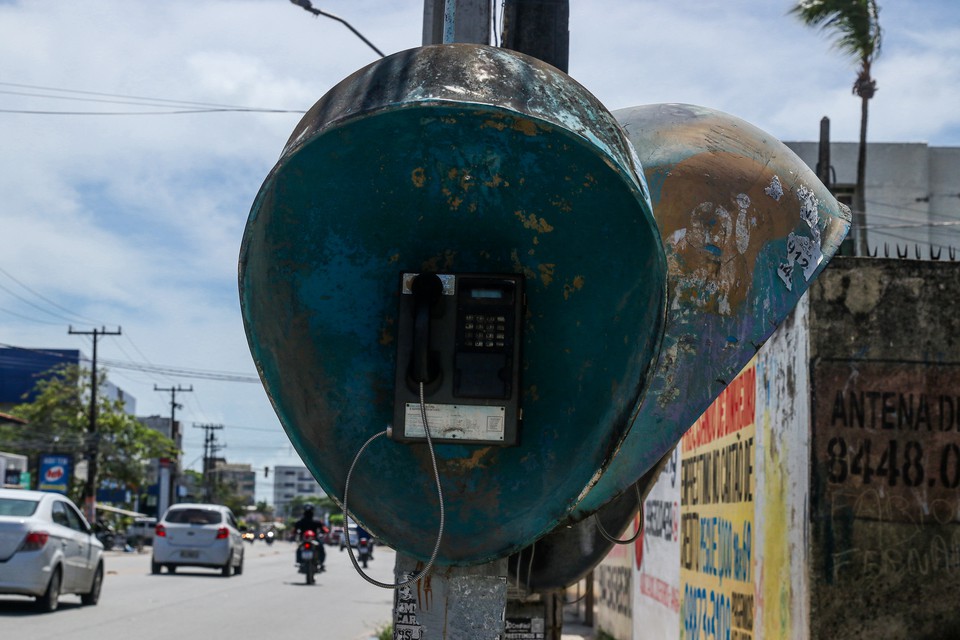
0 488 105 612
151 503 244 576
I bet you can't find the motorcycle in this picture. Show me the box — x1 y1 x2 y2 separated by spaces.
357 537 372 569
264 530 275 545
296 530 324 584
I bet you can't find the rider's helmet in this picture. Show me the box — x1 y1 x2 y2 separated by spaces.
303 505 314 517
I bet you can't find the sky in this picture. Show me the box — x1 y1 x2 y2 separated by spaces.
1 0 958 503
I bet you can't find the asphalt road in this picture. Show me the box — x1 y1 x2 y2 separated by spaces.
0 540 396 640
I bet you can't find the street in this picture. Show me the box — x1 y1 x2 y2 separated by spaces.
0 540 395 640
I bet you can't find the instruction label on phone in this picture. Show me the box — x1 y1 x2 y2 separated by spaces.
404 403 506 442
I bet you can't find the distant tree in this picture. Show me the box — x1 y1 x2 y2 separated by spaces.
254 499 274 521
791 0 882 256
2 365 176 505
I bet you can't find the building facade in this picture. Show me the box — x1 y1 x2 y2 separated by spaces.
211 460 257 507
0 346 136 413
785 141 960 258
272 465 326 517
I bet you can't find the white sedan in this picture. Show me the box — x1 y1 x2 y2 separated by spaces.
151 503 244 576
0 488 105 612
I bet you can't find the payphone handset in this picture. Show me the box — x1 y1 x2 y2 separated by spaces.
392 272 525 446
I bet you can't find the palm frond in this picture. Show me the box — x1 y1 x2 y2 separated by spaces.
790 0 882 63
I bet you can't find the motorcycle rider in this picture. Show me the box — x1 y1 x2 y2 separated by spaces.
356 523 373 559
294 505 328 571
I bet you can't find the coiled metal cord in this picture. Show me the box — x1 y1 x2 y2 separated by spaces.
342 381 445 589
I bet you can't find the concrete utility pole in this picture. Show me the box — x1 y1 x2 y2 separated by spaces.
155 384 192 513
69 325 121 525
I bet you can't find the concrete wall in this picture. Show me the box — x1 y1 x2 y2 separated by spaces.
807 257 960 640
592 256 960 639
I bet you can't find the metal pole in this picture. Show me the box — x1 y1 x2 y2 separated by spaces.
501 0 570 72
423 0 490 46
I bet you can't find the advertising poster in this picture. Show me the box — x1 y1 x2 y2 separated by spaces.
679 362 756 640
633 446 681 639
38 454 73 494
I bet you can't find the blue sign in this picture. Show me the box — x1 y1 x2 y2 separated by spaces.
38 454 72 494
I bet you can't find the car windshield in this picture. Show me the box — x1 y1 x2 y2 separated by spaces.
165 508 222 525
0 497 40 517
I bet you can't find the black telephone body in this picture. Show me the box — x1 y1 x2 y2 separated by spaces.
392 272 525 446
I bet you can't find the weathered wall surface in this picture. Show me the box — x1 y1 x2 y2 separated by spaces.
594 257 960 639
754 297 810 640
808 257 960 640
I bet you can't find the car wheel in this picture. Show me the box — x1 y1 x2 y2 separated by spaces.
81 562 104 606
234 552 244 576
167 565 177 574
151 559 161 575
221 559 232 577
36 567 61 613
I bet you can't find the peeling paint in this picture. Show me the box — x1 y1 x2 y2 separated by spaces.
765 175 784 202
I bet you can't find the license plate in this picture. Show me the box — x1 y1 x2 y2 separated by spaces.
301 551 313 560
180 550 199 559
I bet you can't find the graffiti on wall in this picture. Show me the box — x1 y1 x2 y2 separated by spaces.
813 360 960 583
680 363 756 640
598 540 634 639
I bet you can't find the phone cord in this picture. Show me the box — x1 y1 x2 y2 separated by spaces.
593 481 645 545
342 381 445 589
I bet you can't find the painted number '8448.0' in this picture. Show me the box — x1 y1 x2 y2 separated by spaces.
826 436 960 489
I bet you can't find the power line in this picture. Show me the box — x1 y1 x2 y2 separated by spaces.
0 81 295 110
0 306 63 325
0 81 307 116
0 343 261 384
0 107 305 116
0 265 102 325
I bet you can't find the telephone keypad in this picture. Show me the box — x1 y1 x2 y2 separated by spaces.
460 312 509 350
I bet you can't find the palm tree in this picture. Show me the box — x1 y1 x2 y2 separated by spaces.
791 0 882 257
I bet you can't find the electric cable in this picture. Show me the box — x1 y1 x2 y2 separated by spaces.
342 381 445 589
594 481 644 545
0 265 103 325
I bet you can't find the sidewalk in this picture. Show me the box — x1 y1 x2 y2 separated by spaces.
561 607 596 639
561 620 596 639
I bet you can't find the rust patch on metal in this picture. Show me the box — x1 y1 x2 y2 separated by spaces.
515 211 554 233
481 118 508 132
563 275 585 300
512 119 538 137
538 263 555 286
411 167 427 188
379 316 395 346
421 251 457 272
657 151 798 313
444 447 493 472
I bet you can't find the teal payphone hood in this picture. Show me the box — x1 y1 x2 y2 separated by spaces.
239 44 667 565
